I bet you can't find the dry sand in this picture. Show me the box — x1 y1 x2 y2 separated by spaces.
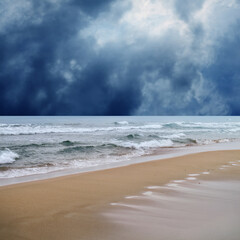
0 150 240 240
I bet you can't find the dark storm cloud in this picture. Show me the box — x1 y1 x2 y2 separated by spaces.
55 52 142 115
0 0 240 115
0 0 84 115
0 0 127 115
203 22 240 115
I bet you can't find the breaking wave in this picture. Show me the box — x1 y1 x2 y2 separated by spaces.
0 149 19 164
113 139 174 150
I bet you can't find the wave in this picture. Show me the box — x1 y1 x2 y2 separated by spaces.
163 122 183 129
1 121 240 136
59 143 129 154
125 133 186 140
214 138 230 143
59 139 174 155
0 124 24 127
0 125 94 135
0 149 19 164
114 121 129 125
59 145 95 153
0 124 164 135
227 128 240 132
0 165 64 178
17 143 50 148
126 134 141 139
163 121 240 130
197 138 231 145
60 140 75 146
126 133 186 140
162 133 186 139
113 139 174 150
9 141 79 149
173 138 197 145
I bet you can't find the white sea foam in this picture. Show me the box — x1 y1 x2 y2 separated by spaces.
142 191 153 196
202 172 210 174
0 149 19 164
186 177 197 180
167 183 178 187
0 124 165 135
110 203 119 206
217 139 230 143
172 180 185 183
221 165 230 168
147 186 161 189
0 165 64 178
174 121 240 130
196 138 232 146
125 196 138 199
228 128 240 132
188 173 200 177
140 124 163 129
115 139 173 150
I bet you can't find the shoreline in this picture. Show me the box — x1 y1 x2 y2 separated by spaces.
1 140 240 187
0 149 240 239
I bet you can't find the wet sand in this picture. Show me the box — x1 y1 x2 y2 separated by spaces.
0 150 240 240
105 172 240 240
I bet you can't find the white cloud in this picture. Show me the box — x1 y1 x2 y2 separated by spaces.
80 0 189 47
80 0 240 59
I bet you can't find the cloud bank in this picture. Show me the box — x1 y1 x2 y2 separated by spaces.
0 0 240 115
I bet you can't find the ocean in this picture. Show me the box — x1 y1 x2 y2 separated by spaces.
0 116 240 181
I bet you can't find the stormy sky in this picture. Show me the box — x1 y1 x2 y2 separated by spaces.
0 0 240 115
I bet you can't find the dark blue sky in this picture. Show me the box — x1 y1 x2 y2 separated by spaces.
0 0 240 115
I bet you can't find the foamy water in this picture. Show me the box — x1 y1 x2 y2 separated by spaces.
0 116 240 180
0 149 19 164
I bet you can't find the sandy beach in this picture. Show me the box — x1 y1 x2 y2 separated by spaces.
1 0 240 237
0 150 240 240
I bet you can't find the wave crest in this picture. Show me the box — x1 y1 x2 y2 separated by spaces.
0 149 19 164
114 139 173 150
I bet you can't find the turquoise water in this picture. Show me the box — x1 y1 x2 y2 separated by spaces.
0 116 240 178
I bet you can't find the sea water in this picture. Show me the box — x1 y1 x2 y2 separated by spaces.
0 116 240 180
